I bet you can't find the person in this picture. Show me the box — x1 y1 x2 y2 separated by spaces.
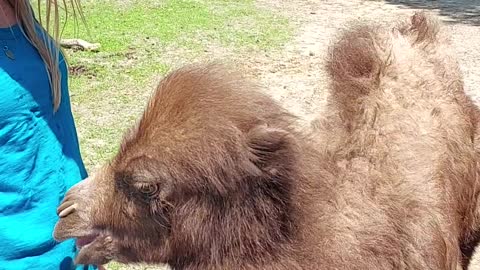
0 0 100 269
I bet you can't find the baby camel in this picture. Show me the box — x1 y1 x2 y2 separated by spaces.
54 12 480 270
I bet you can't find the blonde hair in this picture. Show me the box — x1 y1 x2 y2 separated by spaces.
10 0 84 112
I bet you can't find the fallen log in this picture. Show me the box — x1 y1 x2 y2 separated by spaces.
60 39 100 52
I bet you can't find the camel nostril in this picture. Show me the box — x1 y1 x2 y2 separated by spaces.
57 201 78 218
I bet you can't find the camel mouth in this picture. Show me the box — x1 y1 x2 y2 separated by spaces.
76 232 100 249
73 231 116 265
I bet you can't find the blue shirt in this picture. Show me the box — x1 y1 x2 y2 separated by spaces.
0 24 95 270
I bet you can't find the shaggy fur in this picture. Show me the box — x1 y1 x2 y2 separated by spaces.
312 12 480 269
54 12 480 269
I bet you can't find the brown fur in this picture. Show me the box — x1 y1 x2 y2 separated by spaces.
54 12 480 269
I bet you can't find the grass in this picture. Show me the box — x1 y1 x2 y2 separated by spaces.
54 0 292 171
52 0 292 269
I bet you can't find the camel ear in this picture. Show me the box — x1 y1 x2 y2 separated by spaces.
246 124 295 174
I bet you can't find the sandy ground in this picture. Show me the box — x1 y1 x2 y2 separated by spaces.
110 0 480 269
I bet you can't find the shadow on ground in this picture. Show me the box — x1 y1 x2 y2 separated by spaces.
384 0 480 26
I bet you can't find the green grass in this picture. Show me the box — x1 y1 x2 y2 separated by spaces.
51 0 293 171
47 1 292 269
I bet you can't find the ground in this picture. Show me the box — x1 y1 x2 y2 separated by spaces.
61 0 480 269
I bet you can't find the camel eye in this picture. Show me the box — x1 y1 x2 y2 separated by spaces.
136 183 159 197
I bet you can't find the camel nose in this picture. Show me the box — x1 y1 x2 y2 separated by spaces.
57 199 78 218
56 179 89 217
